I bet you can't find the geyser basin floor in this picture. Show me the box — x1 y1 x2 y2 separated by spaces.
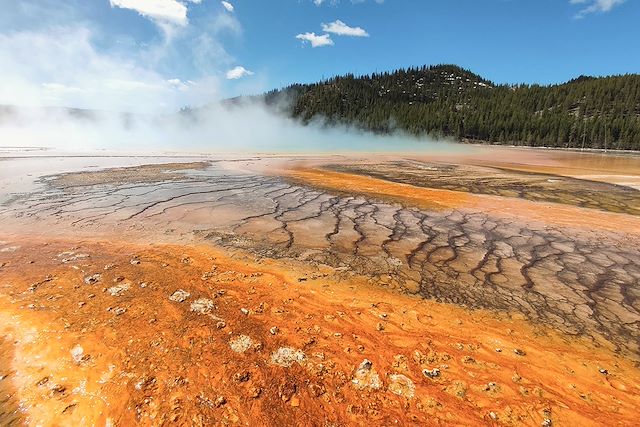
1 238 639 426
0 146 639 425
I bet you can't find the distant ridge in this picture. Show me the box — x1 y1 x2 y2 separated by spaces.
260 64 640 150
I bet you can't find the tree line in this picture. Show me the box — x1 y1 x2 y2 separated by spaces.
262 65 640 150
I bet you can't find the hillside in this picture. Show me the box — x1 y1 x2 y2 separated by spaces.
262 65 640 150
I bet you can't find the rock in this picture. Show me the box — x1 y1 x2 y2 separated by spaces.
107 282 130 296
489 412 498 421
392 354 409 372
130 259 140 265
35 376 49 386
201 270 217 281
83 273 102 285
190 298 215 315
359 359 373 370
462 355 476 364
240 308 249 315
139 282 148 288
308 383 326 397
599 368 609 375
229 335 254 353
270 347 306 367
278 381 297 402
233 371 250 383
113 276 125 283
376 322 385 331
214 396 226 407
169 289 190 303
542 419 553 427
59 252 89 263
388 374 415 399
216 321 226 329
78 301 86 308
270 326 279 335
249 387 262 398
70 345 84 363
134 376 157 392
422 368 440 379
352 359 382 390
114 307 127 316
484 382 499 392
495 348 502 353
514 348 526 356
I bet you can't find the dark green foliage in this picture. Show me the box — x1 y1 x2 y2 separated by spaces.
262 64 640 150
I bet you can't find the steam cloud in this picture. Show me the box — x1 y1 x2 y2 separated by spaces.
0 0 452 155
0 102 456 155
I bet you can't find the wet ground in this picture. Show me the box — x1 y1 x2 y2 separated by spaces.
326 160 640 215
1 239 639 426
1 146 640 425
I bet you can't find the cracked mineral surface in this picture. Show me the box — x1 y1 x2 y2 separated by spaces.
0 147 639 426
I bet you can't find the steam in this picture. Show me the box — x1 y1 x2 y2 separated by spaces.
0 0 456 155
0 101 457 155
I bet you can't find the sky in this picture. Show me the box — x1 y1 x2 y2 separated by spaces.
0 0 638 113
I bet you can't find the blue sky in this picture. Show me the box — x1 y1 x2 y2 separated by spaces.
0 0 637 112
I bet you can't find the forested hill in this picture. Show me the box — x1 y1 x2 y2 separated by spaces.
261 65 640 150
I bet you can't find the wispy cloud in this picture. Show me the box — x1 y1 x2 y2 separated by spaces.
221 1 234 12
226 66 254 79
109 0 189 26
295 32 334 47
321 20 369 37
0 26 218 113
0 1 247 113
570 0 627 18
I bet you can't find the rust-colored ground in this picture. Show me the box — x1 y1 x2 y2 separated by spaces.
1 238 639 426
284 168 640 234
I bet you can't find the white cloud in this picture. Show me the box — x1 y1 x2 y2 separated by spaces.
570 0 627 17
109 0 189 25
0 26 219 113
295 32 334 47
226 66 254 80
321 20 369 37
221 1 234 12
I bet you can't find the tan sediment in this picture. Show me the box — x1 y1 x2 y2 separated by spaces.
284 168 640 234
47 161 211 188
0 237 639 426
